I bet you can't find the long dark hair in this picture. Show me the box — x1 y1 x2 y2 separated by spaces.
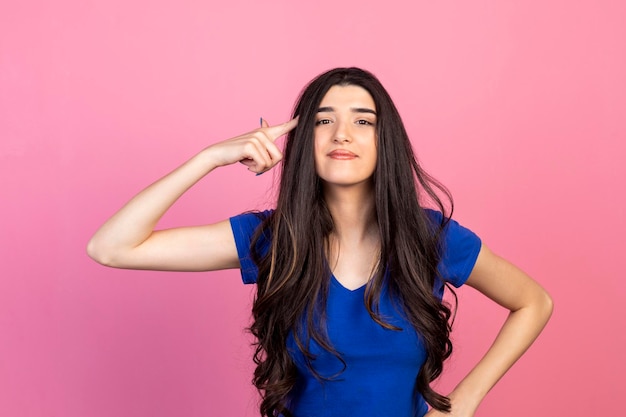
249 67 455 416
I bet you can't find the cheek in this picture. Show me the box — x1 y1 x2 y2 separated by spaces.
313 138 321 162
313 132 329 159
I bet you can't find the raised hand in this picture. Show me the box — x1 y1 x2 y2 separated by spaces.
87 116 298 271
207 117 298 174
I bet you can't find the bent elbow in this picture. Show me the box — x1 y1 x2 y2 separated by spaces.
537 288 554 324
544 291 554 318
86 237 119 267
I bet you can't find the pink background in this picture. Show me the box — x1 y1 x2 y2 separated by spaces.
1 0 625 416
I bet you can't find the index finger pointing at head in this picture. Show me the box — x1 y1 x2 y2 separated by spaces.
265 116 299 141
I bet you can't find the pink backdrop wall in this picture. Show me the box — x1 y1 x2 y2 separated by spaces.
1 1 624 416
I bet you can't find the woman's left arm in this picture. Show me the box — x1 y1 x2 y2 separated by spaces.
427 243 554 417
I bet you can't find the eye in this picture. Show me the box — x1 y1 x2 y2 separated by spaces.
315 119 332 126
356 119 375 126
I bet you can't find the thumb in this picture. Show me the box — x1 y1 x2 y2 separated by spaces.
260 117 270 128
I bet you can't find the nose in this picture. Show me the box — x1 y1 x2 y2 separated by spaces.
332 120 351 143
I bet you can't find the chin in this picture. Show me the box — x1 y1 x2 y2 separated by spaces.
320 176 375 188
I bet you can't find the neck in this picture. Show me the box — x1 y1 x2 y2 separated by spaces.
323 181 381 286
323 182 377 242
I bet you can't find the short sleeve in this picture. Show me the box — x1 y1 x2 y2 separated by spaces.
229 210 272 284
425 209 482 291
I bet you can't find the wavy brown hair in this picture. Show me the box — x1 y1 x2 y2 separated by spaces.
249 67 455 416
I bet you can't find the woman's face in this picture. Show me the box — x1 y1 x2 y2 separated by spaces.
313 84 378 188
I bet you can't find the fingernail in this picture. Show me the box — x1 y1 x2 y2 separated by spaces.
260 117 263 126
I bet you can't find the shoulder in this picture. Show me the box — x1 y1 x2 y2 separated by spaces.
229 209 273 285
229 209 273 237
421 208 478 243
423 208 482 288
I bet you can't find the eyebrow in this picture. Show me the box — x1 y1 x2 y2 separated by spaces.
316 106 377 115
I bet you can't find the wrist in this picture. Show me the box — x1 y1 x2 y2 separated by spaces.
195 146 222 171
447 386 482 415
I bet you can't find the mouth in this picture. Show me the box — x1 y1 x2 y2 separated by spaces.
327 149 357 160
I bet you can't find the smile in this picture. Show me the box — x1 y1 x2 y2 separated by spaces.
327 150 357 160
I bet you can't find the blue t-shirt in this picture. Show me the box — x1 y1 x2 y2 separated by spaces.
229 209 481 417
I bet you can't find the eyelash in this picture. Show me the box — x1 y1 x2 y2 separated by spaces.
314 119 375 126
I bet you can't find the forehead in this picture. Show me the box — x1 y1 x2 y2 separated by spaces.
319 85 376 110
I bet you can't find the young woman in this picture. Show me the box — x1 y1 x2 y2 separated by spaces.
87 67 553 417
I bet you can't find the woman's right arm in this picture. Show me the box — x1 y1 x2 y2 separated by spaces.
86 118 297 272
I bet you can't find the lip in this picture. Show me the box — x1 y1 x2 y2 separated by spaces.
327 149 357 160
